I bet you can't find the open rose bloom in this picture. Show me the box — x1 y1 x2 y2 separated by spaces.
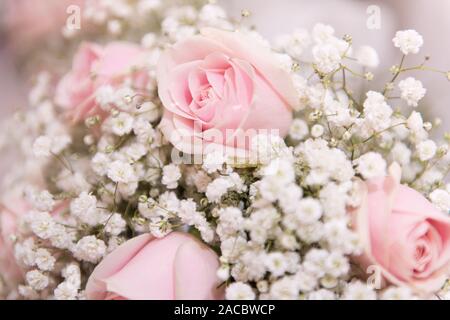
86 232 224 300
351 163 450 295
158 28 296 156
56 42 148 123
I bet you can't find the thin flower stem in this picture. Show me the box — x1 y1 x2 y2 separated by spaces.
113 182 119 212
342 65 365 79
113 135 130 150
354 122 407 146
51 152 74 174
340 67 363 111
400 65 446 74
343 56 357 61
383 54 405 95
342 67 347 88
410 160 439 187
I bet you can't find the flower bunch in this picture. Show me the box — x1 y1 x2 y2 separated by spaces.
0 0 450 300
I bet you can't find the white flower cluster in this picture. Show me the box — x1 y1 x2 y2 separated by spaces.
311 24 350 74
393 29 424 55
211 137 363 300
0 0 449 301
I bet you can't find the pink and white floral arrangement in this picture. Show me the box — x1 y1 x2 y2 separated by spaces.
1 0 450 300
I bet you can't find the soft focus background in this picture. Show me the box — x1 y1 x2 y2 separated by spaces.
0 0 449 133
219 0 450 136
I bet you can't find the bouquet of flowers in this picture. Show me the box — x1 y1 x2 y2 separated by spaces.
1 0 450 300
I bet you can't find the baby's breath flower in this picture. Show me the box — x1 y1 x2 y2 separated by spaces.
30 212 56 239
416 139 437 161
269 277 299 299
429 189 450 212
161 164 181 189
206 177 233 203
32 190 55 212
54 282 78 300
95 85 115 109
70 191 99 225
295 198 323 224
104 213 127 236
110 112 134 136
92 152 110 176
202 151 226 174
34 248 56 271
310 124 324 138
141 33 157 48
309 289 336 300
73 236 106 263
398 77 426 107
355 45 379 68
225 282 256 300
26 270 49 291
342 281 377 300
363 91 393 132
32 136 52 157
50 225 75 249
264 252 289 278
407 111 426 135
380 287 414 300
107 19 123 35
18 285 39 299
289 119 309 141
217 265 230 282
393 29 423 55
355 152 386 179
107 160 137 184
312 43 341 74
312 23 335 44
113 87 135 111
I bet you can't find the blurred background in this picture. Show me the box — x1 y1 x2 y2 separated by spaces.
221 0 450 135
0 0 449 130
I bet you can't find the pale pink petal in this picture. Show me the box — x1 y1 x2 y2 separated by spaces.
174 240 224 300
188 69 209 99
167 61 202 118
85 234 152 300
54 73 75 109
156 36 231 116
229 58 254 108
205 70 225 98
72 43 103 78
201 28 298 110
94 42 145 78
99 233 206 300
201 52 232 71
237 72 292 138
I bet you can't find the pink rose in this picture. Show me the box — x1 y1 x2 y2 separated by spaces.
55 42 148 123
0 200 29 291
4 0 85 53
0 199 68 295
351 163 450 295
85 232 224 300
157 28 296 156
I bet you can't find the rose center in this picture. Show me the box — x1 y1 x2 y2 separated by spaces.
196 86 217 107
201 87 213 100
413 241 432 273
